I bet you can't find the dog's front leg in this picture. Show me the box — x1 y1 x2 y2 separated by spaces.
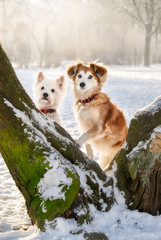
78 125 103 147
77 132 88 147
85 143 94 159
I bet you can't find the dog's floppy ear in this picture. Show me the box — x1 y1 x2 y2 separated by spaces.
35 71 45 84
56 75 65 91
67 62 83 79
90 63 107 84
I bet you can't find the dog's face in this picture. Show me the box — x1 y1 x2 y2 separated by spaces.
67 62 107 97
74 69 98 92
34 72 65 109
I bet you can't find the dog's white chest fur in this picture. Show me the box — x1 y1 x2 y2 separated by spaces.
75 104 99 131
67 61 127 170
46 112 61 124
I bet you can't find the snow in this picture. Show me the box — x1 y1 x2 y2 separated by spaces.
135 95 161 117
127 140 149 159
38 155 74 204
0 64 161 239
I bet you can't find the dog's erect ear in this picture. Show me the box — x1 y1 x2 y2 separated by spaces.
90 63 107 84
67 62 83 79
35 71 45 83
56 75 64 88
56 75 65 91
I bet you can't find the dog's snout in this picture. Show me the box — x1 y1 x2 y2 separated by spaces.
80 82 85 88
43 92 48 98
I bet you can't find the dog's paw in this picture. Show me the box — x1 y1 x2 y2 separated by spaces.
75 134 87 148
77 136 86 148
77 139 83 148
74 139 81 148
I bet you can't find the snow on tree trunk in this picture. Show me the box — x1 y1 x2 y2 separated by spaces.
114 96 161 215
0 45 114 230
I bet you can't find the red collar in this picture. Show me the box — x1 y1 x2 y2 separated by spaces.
40 109 56 114
78 94 98 104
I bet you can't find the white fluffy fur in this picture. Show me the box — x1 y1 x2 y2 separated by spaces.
33 72 65 124
75 70 98 92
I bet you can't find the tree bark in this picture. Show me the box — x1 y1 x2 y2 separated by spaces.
114 95 161 215
144 24 152 67
117 0 161 67
0 45 114 230
1 42 161 235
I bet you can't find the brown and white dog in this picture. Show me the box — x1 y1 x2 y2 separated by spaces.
67 62 128 170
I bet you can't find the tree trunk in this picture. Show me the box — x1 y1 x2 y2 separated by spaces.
0 45 114 230
114 96 161 215
1 43 161 234
144 24 152 67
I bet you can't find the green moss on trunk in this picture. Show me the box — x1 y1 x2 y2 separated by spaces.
114 96 161 215
0 45 114 230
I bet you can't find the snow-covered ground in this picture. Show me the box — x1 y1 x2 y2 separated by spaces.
0 64 161 239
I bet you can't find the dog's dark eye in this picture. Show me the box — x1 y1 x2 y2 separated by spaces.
51 89 55 93
88 75 93 79
41 87 44 90
78 74 82 78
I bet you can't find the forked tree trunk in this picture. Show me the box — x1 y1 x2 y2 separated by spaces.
114 96 161 215
0 45 114 230
1 44 161 234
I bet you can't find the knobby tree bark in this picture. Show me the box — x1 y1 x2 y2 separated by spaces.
0 44 114 230
114 96 161 215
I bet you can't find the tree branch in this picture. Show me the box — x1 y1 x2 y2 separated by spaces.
132 0 145 25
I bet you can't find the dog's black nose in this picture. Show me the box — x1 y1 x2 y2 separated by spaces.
80 82 85 88
43 92 48 98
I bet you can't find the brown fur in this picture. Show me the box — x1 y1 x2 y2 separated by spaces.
67 62 128 170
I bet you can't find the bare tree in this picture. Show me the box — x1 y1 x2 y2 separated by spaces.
0 0 20 47
1 0 161 67
113 0 161 66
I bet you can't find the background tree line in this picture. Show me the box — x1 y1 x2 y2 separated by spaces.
0 0 161 68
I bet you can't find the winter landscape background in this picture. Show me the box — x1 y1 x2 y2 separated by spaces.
1 0 161 68
0 64 161 239
1 0 161 239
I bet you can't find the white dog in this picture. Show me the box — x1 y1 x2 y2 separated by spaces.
33 71 65 124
